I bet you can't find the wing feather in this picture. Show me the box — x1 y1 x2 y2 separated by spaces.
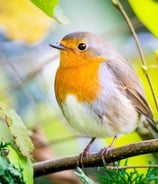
106 59 153 120
104 57 158 139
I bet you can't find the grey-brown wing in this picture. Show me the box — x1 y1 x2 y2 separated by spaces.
106 58 153 120
125 87 153 120
106 59 158 139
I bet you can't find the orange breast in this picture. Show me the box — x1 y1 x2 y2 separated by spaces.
55 62 102 103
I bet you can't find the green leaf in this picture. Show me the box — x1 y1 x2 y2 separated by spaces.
0 143 33 184
96 161 158 184
8 145 33 184
128 0 158 37
31 0 59 17
74 167 95 184
0 154 25 184
54 5 70 24
0 103 34 158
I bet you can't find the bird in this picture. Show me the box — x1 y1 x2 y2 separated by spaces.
49 31 157 165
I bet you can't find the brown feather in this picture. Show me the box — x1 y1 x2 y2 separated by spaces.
125 87 153 120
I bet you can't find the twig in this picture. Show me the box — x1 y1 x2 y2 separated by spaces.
106 164 158 170
112 0 158 111
33 139 158 177
1 53 58 95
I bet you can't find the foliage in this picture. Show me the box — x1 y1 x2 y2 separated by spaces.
0 0 52 42
0 103 33 158
75 161 158 184
30 0 69 24
74 167 95 184
128 0 158 38
53 5 70 24
156 50 158 62
96 164 158 184
7 145 33 184
0 142 25 184
0 103 34 184
31 0 58 17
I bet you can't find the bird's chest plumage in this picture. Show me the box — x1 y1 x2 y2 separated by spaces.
55 63 138 137
55 62 101 103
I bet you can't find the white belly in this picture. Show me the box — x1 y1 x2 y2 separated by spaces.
61 94 138 138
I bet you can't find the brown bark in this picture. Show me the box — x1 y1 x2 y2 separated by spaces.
33 138 158 177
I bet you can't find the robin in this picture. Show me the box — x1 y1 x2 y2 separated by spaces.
49 31 157 165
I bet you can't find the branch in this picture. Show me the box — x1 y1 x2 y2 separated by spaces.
33 139 158 177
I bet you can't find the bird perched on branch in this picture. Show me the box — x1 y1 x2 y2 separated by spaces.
50 31 157 163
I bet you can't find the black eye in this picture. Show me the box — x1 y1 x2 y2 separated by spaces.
78 43 87 50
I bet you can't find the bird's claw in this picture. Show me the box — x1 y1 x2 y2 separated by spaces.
78 150 90 174
98 146 112 167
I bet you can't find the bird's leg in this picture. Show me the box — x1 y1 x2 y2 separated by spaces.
78 137 96 172
99 135 118 167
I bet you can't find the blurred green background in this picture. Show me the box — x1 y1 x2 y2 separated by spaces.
0 0 158 183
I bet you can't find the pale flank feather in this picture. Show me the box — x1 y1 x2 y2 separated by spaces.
106 59 158 139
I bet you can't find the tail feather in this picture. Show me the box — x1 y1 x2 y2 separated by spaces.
136 116 158 140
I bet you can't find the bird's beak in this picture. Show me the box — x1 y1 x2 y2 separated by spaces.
49 43 67 50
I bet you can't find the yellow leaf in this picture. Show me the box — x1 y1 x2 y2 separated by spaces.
0 0 52 43
128 0 158 37
155 50 158 61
